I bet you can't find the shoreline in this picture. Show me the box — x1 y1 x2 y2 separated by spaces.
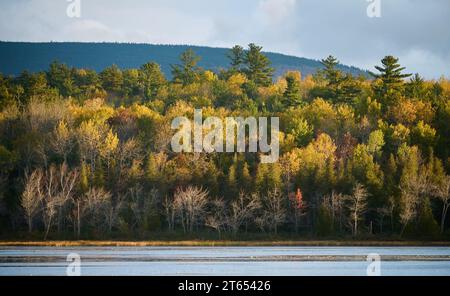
1 240 450 247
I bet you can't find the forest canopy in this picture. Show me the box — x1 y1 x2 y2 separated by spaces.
0 44 449 240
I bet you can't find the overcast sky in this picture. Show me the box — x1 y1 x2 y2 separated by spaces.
0 0 449 78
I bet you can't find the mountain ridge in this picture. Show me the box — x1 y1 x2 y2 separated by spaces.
0 41 368 78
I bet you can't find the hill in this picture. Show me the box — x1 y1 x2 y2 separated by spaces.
0 42 367 78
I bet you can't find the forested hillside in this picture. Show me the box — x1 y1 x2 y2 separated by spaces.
0 42 366 79
0 44 449 240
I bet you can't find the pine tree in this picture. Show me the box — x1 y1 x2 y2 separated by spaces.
139 62 166 100
244 43 274 87
320 55 341 86
228 45 245 73
171 49 201 85
371 56 411 105
283 72 302 107
406 73 426 99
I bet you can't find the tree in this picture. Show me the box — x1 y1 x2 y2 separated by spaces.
367 129 385 160
406 73 427 99
41 163 78 239
100 65 123 93
21 169 44 232
122 69 140 97
316 201 333 236
228 45 245 73
139 62 166 100
283 71 302 107
77 120 102 170
243 43 274 87
205 198 227 239
320 55 341 86
261 187 285 234
371 56 411 105
397 144 422 235
227 192 260 235
129 186 159 232
288 188 307 233
51 120 74 163
171 49 201 86
47 61 75 97
432 176 450 233
173 186 209 233
344 183 368 236
74 187 110 238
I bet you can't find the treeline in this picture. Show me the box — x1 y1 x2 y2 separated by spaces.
0 44 449 239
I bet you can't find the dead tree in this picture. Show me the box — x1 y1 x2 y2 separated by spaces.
21 169 44 232
227 192 260 235
173 186 209 233
344 183 368 236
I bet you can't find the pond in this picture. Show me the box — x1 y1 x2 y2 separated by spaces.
0 246 449 276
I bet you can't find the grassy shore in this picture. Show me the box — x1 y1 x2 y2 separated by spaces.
1 240 450 247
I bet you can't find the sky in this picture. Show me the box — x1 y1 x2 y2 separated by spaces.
0 0 449 79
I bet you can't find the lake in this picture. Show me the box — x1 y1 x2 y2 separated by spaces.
0 246 449 276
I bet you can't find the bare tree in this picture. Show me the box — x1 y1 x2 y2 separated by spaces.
21 169 44 232
173 186 209 233
162 195 176 231
375 207 390 234
205 198 227 239
42 164 78 239
103 193 124 233
74 187 110 238
227 192 260 235
399 190 417 236
399 172 422 236
261 188 286 235
129 186 159 231
344 183 368 236
432 176 450 234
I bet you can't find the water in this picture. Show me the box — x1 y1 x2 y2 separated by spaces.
0 246 449 276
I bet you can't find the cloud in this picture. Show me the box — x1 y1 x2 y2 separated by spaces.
257 0 297 24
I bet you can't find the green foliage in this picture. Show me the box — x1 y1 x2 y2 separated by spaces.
415 198 440 238
0 50 449 239
371 55 411 107
316 203 333 236
100 64 123 93
243 43 274 87
283 71 303 107
171 49 202 86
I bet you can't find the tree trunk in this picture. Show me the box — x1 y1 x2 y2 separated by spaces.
441 202 449 234
27 214 32 233
44 216 52 240
77 201 81 239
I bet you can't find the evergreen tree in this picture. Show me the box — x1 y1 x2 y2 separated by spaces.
139 62 166 101
283 72 302 107
406 73 427 99
243 43 274 87
100 64 123 93
371 56 411 105
228 45 245 73
171 49 201 86
320 55 341 86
